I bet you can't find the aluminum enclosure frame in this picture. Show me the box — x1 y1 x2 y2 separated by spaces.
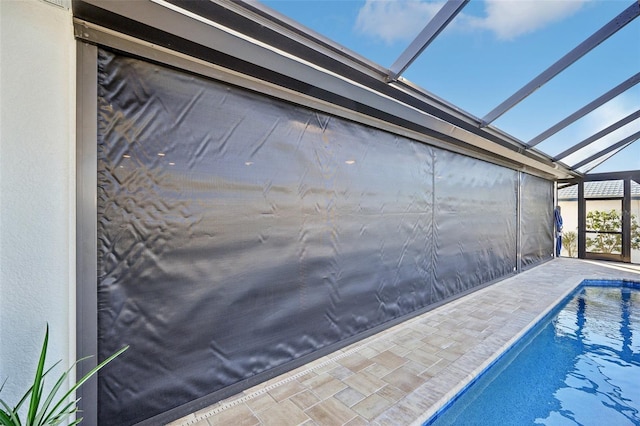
482 1 640 127
572 130 640 171
387 0 469 81
554 110 640 161
71 0 575 181
72 2 559 424
72 0 639 179
74 34 555 426
560 171 640 263
583 195 627 262
72 18 557 182
86 46 551 422
528 72 640 148
76 41 99 426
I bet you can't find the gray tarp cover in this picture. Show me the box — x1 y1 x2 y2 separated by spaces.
520 174 554 267
96 49 550 424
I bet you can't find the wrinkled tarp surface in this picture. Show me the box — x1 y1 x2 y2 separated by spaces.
520 173 554 267
96 49 550 425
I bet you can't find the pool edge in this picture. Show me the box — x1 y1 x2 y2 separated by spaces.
412 274 587 426
415 276 640 426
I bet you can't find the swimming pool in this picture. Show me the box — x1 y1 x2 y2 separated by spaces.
424 280 640 425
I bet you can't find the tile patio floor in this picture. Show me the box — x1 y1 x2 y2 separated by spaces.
168 258 640 426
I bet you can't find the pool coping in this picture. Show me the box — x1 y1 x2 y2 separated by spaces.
409 272 586 426
417 277 640 425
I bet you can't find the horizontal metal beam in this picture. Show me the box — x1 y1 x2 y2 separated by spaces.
582 149 629 174
558 170 640 184
73 0 577 179
482 1 640 127
554 109 640 160
528 72 640 147
229 0 388 78
387 0 468 81
582 170 640 182
572 130 640 170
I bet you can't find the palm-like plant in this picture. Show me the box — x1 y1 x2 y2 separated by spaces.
562 231 578 257
0 325 127 426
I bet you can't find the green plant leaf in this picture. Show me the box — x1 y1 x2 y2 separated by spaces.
0 397 20 426
0 326 127 426
32 363 73 426
42 345 128 425
33 357 91 426
67 417 82 426
43 399 78 426
0 407 14 426
44 396 79 425
11 361 60 417
27 326 49 425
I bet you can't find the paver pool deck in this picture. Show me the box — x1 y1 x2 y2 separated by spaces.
168 258 640 426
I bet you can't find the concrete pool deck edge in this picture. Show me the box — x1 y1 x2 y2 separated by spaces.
168 259 640 426
410 271 589 425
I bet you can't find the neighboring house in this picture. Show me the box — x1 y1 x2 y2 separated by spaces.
558 180 640 262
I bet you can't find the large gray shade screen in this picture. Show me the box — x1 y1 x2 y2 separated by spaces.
520 173 554 267
96 49 539 424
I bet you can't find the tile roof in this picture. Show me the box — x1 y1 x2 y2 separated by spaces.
558 180 640 200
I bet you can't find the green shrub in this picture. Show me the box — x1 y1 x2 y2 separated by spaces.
586 210 640 253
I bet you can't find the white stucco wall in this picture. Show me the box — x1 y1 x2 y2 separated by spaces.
0 0 75 408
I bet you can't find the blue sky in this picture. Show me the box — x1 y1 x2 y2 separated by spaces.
258 0 640 173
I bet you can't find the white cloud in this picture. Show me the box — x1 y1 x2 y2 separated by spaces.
355 0 589 43
355 0 444 44
469 0 588 40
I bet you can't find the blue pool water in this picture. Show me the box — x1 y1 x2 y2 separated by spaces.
425 280 640 426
